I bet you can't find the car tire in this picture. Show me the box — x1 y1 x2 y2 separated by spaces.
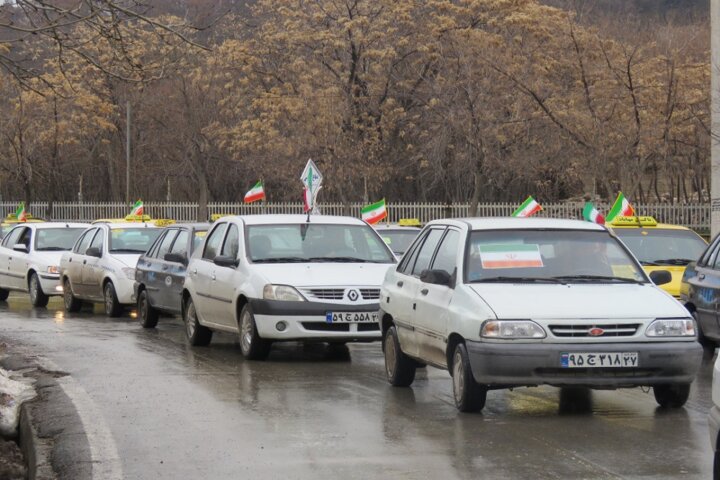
653 383 691 408
0 288 9 302
103 282 122 318
184 296 212 346
714 448 720 480
29 273 49 308
451 342 487 413
238 304 271 360
63 279 82 312
138 289 159 329
383 325 416 387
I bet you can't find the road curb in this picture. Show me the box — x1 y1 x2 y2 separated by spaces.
19 401 56 480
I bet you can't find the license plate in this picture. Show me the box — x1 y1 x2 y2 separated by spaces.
326 312 378 323
560 352 638 368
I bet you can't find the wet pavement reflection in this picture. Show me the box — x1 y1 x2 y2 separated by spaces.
0 295 714 479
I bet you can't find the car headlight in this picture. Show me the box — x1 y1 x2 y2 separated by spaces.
481 320 546 339
645 318 695 337
122 267 135 280
262 284 306 302
46 266 60 275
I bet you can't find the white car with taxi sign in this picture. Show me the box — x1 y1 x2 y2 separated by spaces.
59 222 163 316
0 222 88 306
379 217 702 412
181 214 396 359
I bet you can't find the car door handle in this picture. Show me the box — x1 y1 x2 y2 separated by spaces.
699 273 706 280
83 260 87 265
211 272 216 281
397 281 404 287
162 265 169 271
68 258 72 263
420 288 429 295
192 268 197 275
412 303 416 310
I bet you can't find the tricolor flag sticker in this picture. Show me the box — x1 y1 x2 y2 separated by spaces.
479 244 544 269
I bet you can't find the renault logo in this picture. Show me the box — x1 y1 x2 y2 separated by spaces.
347 289 359 301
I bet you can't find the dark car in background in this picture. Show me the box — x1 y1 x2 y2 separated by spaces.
134 223 209 328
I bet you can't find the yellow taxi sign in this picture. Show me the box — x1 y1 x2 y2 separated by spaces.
3 213 43 223
610 216 657 227
124 214 152 222
210 214 232 222
152 219 176 227
398 218 422 227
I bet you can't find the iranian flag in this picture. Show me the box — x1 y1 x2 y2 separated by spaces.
361 199 387 224
129 199 144 216
303 187 312 212
511 196 542 217
582 202 605 224
15 202 27 222
244 181 266 203
606 192 634 222
479 244 544 269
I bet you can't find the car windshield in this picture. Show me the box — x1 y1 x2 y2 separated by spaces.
378 229 420 255
613 228 707 266
465 229 646 284
247 223 395 263
35 228 86 251
109 228 162 253
192 230 207 253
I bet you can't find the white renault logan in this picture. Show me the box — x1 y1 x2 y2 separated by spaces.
380 218 702 412
182 214 396 359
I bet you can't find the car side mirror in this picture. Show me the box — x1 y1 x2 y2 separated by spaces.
214 255 238 268
649 270 672 286
420 269 453 288
86 247 102 258
12 243 28 253
164 252 188 265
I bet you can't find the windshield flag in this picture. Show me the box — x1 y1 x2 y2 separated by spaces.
582 202 605 224
606 192 634 222
129 199 144 216
244 181 266 203
15 202 27 222
511 196 542 217
361 199 387 224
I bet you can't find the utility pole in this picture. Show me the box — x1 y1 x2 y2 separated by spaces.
126 100 131 204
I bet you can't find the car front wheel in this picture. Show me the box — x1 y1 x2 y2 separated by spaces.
239 304 271 360
383 325 416 387
103 282 122 317
0 288 8 301
138 289 159 328
63 279 81 312
451 342 487 413
184 296 212 346
29 273 49 308
653 383 691 408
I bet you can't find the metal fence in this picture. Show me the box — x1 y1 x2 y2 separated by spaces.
3 201 711 232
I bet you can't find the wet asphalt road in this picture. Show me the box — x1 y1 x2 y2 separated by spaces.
0 294 715 479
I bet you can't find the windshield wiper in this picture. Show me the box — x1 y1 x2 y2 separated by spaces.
471 276 564 284
640 260 660 266
110 248 146 253
553 275 644 284
308 256 372 263
651 258 691 266
36 247 69 251
252 257 307 263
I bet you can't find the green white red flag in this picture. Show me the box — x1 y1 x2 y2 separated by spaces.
582 201 605 224
511 196 542 217
129 199 144 216
244 181 266 203
606 192 634 222
15 202 27 222
361 199 387 224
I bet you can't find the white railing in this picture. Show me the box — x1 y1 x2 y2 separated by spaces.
1 201 710 232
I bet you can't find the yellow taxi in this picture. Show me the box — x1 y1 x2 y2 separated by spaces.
92 215 175 227
0 213 45 239
607 216 707 298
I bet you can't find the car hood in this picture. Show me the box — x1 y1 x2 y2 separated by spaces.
467 283 689 319
110 254 142 269
251 262 394 287
31 251 66 267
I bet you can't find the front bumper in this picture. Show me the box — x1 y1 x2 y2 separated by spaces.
465 340 702 388
38 273 63 296
112 277 136 305
249 299 381 342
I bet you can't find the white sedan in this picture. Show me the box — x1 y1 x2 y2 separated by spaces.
60 222 162 316
182 214 396 359
0 222 88 306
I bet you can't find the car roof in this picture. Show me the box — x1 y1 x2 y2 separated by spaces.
226 214 368 226
167 223 210 230
27 222 90 229
373 224 422 231
427 217 607 231
100 222 164 230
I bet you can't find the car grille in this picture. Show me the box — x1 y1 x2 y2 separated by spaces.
301 289 345 300
301 322 350 332
360 289 380 300
549 324 641 338
357 323 380 332
535 368 660 378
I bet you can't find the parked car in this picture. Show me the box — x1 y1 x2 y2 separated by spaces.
608 216 707 298
134 223 209 328
374 219 422 257
60 222 163 316
380 217 702 412
0 222 88 306
710 354 720 478
182 214 396 359
680 233 720 357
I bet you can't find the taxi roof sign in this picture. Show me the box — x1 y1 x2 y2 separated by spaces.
610 216 658 227
210 214 232 222
398 218 422 227
92 215 175 226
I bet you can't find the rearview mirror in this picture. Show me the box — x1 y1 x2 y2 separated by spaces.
649 270 672 286
12 243 28 253
86 247 102 258
214 255 238 268
164 252 187 265
420 269 453 288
